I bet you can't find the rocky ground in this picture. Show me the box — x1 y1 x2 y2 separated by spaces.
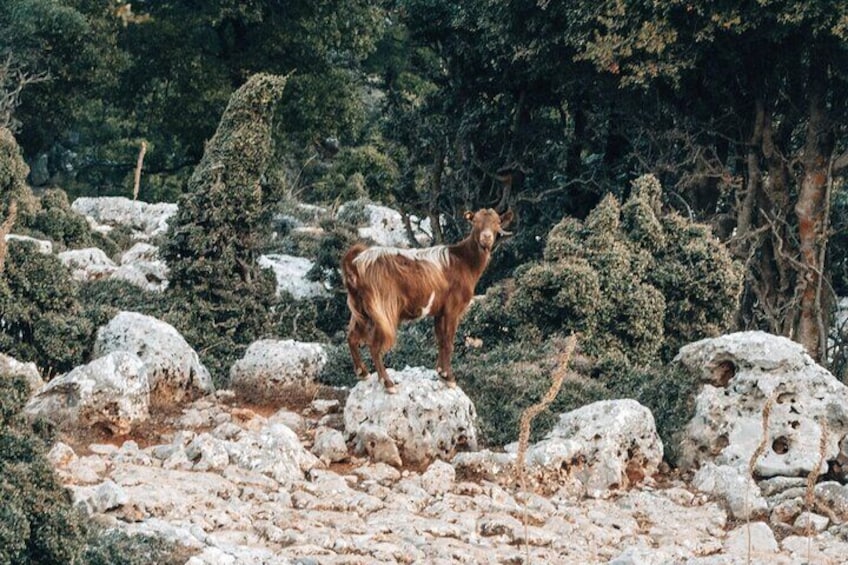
46 383 848 565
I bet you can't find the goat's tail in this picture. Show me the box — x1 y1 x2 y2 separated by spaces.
341 242 397 353
341 243 367 292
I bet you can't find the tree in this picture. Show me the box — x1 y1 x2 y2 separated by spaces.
565 0 848 360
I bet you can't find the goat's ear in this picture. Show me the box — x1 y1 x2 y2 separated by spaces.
500 209 514 228
464 211 474 222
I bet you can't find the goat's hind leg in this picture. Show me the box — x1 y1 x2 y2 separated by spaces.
347 318 370 379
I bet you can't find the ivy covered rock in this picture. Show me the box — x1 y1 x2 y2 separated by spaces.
467 174 742 364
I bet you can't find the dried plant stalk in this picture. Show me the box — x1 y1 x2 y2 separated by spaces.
133 140 147 201
513 334 578 484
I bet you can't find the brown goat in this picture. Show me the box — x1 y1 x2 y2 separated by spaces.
341 208 514 393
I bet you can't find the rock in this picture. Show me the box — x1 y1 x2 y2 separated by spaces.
225 423 319 486
185 433 231 471
722 521 779 555
71 196 177 239
311 427 348 464
794 511 829 533
676 331 848 479
0 352 44 394
354 423 403 468
257 254 328 299
420 460 455 496
814 481 848 520
229 339 327 402
58 247 117 282
4 234 52 254
532 399 663 496
94 311 213 407
337 201 435 247
692 463 768 520
112 242 169 292
344 367 478 466
71 479 129 515
451 450 516 482
25 351 149 434
268 409 306 435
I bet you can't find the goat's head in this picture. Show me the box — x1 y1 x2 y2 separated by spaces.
464 208 515 251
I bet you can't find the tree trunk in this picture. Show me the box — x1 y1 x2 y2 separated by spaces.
794 67 833 360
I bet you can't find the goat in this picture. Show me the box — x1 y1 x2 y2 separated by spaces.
341 208 514 393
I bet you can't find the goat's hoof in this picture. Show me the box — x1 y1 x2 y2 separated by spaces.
445 380 457 389
384 385 398 395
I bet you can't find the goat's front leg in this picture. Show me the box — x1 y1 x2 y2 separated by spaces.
368 342 396 394
435 314 458 388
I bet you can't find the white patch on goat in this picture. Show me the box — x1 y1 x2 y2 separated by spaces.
354 245 450 271
419 291 436 318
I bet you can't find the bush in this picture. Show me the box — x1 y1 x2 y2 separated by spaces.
0 241 97 375
0 374 86 563
82 529 193 565
464 174 742 365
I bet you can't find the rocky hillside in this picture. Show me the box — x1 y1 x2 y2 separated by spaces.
5 305 848 563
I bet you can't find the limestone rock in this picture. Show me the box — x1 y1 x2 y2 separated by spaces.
0 352 43 394
338 201 435 247
692 463 768 520
25 351 149 434
71 196 177 239
4 233 53 254
311 427 348 464
533 399 663 495
58 247 117 282
229 339 327 402
722 521 779 556
344 368 477 466
257 254 328 299
676 331 848 479
94 311 213 407
112 242 169 292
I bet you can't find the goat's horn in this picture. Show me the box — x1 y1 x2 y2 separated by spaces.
498 228 513 237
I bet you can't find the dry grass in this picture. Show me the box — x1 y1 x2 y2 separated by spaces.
512 334 577 563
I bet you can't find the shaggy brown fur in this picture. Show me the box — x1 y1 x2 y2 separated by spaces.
342 208 514 392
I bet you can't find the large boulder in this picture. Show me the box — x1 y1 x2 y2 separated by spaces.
58 247 117 282
229 339 327 402
344 367 478 466
531 399 663 495
257 254 328 299
94 311 213 408
71 196 177 239
25 351 149 434
454 399 662 496
675 331 848 479
0 352 44 395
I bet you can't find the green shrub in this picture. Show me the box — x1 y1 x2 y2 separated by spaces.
464 174 742 365
0 241 96 375
0 374 86 564
82 529 193 565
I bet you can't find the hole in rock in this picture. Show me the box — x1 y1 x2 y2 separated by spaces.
712 360 736 386
772 436 790 455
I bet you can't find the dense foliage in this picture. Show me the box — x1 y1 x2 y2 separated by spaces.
465 175 742 364
0 374 85 563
